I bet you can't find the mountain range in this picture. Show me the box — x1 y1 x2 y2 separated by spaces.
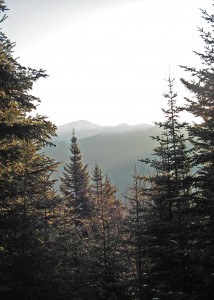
56 120 153 139
45 120 162 194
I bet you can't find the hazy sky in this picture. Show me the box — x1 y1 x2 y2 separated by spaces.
2 0 212 126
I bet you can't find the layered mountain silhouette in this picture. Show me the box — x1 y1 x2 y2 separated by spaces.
56 120 153 139
46 120 162 193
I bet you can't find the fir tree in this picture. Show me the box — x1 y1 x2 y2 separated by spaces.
124 170 152 300
88 164 125 299
140 77 193 299
180 3 214 298
0 2 59 299
57 131 92 298
60 130 91 222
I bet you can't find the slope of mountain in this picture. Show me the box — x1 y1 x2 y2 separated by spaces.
46 120 161 194
56 120 153 139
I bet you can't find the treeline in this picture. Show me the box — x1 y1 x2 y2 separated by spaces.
0 1 214 299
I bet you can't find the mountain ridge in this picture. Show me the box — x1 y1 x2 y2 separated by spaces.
46 120 161 193
56 120 153 140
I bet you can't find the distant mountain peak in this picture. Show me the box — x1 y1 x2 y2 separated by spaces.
57 120 101 133
56 120 153 139
73 120 98 126
115 123 130 128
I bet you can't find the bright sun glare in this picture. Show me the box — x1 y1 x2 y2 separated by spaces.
4 0 212 126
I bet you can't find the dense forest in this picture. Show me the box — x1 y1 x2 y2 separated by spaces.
0 0 214 299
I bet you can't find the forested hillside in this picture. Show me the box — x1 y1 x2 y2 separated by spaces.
46 122 162 193
0 1 214 299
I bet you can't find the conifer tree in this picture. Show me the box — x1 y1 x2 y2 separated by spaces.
54 204 87 300
56 131 92 298
140 77 193 299
180 3 214 298
0 2 59 299
88 163 125 299
60 130 91 222
124 170 152 300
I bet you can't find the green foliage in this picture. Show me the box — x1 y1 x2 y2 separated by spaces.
139 77 194 299
180 4 214 298
0 2 59 299
57 134 93 298
60 130 91 220
1 0 214 299
123 171 153 299
88 164 125 298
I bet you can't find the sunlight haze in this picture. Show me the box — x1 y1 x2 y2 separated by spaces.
3 0 212 126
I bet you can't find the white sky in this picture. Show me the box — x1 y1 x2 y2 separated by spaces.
2 0 212 126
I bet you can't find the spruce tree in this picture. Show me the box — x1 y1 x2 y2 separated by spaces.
124 170 152 300
60 130 91 222
55 131 92 298
140 77 193 299
88 164 125 299
0 2 59 299
180 3 214 298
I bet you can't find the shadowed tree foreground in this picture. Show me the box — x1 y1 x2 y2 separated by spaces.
0 1 214 299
